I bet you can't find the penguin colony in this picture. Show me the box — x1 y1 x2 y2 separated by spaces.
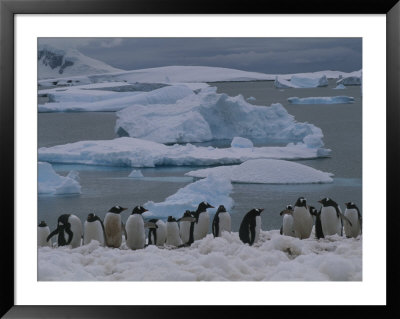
39 197 361 249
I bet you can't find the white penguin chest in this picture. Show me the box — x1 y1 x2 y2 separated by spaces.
166 222 182 246
38 226 51 247
84 221 104 245
282 214 294 235
255 215 261 240
321 207 340 235
218 212 231 234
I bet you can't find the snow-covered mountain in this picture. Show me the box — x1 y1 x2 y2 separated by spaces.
38 45 123 79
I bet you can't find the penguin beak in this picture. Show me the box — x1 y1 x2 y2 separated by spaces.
317 200 322 204
121 207 128 211
209 205 215 208
259 208 264 213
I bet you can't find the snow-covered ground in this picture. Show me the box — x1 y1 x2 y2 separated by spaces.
38 230 362 281
185 159 334 184
288 96 355 104
38 162 81 195
38 137 330 168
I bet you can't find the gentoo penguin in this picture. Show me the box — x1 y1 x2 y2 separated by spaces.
147 218 167 246
309 206 324 239
279 205 295 237
83 213 105 246
38 221 52 247
193 201 214 241
318 198 352 236
212 205 231 237
166 216 183 247
239 208 264 246
126 206 148 250
104 205 127 248
47 214 82 248
178 211 196 245
344 202 362 238
292 197 313 239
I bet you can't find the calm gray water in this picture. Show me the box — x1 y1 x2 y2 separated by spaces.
38 79 362 232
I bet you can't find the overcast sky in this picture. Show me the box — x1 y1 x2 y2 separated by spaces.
40 38 362 74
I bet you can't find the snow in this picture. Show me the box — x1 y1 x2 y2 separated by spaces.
288 96 355 104
336 76 362 86
144 174 233 219
38 162 81 195
38 230 362 281
333 84 346 90
185 159 333 184
231 137 253 148
38 85 194 112
116 88 327 145
128 170 144 178
38 137 330 168
274 75 328 88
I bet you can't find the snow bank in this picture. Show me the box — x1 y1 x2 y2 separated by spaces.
38 230 362 281
288 96 355 104
38 137 330 168
333 84 346 90
144 174 233 218
185 159 333 184
336 76 362 86
116 88 326 146
38 85 194 112
38 162 81 195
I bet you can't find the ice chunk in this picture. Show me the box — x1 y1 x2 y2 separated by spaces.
231 137 253 148
185 159 333 184
336 76 362 86
246 96 256 101
38 162 81 195
288 96 355 104
333 84 346 90
290 75 328 88
274 76 300 88
128 169 144 178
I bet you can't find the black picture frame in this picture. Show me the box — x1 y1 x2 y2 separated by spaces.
1 0 399 317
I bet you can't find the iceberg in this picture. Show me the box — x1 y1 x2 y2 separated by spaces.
115 88 326 145
288 96 355 104
333 84 346 90
185 159 333 184
128 169 144 178
231 137 253 148
274 75 328 89
38 137 331 168
274 76 299 88
336 76 362 86
144 174 234 218
38 162 81 195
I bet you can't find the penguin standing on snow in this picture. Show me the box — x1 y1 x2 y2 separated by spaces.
279 205 295 237
47 214 82 248
147 218 167 247
83 213 105 246
344 202 362 238
239 208 264 246
318 198 352 236
166 216 183 247
212 205 231 237
193 201 214 241
292 197 313 239
126 206 148 250
309 206 324 239
38 221 52 247
104 205 128 248
178 211 196 245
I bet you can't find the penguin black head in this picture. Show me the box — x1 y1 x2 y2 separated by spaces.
318 198 337 207
57 214 71 226
216 205 226 213
280 208 292 216
183 210 193 218
167 216 177 222
286 205 293 211
345 202 358 209
108 205 128 214
132 206 148 215
247 208 264 216
295 197 307 207
86 213 97 222
197 201 214 212
309 206 318 216
38 221 47 227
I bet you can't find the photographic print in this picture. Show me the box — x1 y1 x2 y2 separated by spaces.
37 37 362 281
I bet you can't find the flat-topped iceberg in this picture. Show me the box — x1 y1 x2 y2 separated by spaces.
337 76 362 86
288 96 355 104
185 159 333 184
116 88 326 145
38 137 330 168
274 75 328 89
38 162 81 195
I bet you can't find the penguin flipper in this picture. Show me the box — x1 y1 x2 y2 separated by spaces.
122 222 127 241
65 224 73 245
46 228 59 242
280 225 283 235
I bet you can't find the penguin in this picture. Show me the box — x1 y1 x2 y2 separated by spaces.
47 214 82 248
318 198 352 236
292 197 313 239
83 213 105 246
212 205 231 237
193 201 214 241
344 202 362 238
279 205 295 237
126 206 148 250
178 211 196 245
104 205 128 248
239 208 264 246
166 216 183 247
147 218 167 247
38 221 52 247
309 206 324 239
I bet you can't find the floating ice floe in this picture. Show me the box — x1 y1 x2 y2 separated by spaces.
287 96 355 104
143 174 233 218
38 137 331 168
128 169 144 178
38 85 194 112
274 75 328 89
336 76 362 86
246 96 256 101
185 159 333 184
116 87 327 145
38 162 81 195
333 84 346 90
38 230 362 281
